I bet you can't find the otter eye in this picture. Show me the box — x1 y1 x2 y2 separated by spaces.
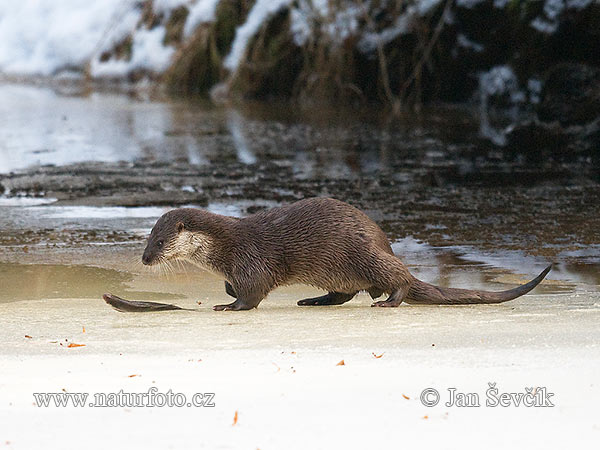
157 240 164 247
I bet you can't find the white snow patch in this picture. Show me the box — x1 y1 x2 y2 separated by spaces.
457 33 484 52
291 0 362 47
357 0 442 54
544 0 566 20
0 0 139 76
0 0 220 79
529 0 594 35
290 7 312 46
92 27 176 77
479 65 523 100
183 0 221 38
224 0 294 71
530 17 559 34
566 0 593 8
153 0 190 15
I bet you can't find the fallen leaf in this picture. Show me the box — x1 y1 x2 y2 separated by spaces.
372 352 384 358
423 415 429 419
82 326 86 333
197 301 202 305
67 343 85 348
128 374 140 378
402 394 410 400
232 410 238 426
336 360 345 366
291 351 296 354
24 335 32 339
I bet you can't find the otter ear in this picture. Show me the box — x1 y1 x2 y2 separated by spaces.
176 222 185 233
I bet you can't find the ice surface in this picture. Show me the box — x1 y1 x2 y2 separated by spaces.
1 272 598 449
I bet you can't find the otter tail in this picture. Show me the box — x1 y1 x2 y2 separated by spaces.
404 265 552 305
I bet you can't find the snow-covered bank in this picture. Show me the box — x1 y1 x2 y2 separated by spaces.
0 0 598 101
0 1 589 77
0 1 599 152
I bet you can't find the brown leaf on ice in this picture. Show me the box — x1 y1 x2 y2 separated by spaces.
372 352 384 358
197 301 202 305
24 335 32 339
402 394 410 400
232 410 238 426
67 343 85 348
82 326 86 333
128 374 140 378
423 415 429 419
336 360 345 366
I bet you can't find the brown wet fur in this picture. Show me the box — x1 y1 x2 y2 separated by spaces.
139 197 551 311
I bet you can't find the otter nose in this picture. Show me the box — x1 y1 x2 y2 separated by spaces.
142 252 151 265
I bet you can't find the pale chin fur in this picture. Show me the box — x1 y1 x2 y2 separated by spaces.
163 231 218 273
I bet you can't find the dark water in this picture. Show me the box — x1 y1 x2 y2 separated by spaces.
0 83 598 298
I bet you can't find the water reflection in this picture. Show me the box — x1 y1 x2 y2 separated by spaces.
0 83 597 292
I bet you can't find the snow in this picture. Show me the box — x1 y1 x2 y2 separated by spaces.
457 33 484 52
479 65 523 100
290 0 362 47
223 0 294 71
0 0 219 79
0 0 595 80
530 17 559 34
0 0 139 76
152 0 190 15
357 0 442 54
567 0 593 8
290 7 312 46
544 0 567 20
91 27 176 77
530 0 594 34
183 0 221 38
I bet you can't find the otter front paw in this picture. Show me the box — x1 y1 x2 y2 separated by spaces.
213 299 255 311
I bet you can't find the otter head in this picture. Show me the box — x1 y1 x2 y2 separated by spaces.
142 209 214 266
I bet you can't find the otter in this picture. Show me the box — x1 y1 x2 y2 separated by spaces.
104 197 552 312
